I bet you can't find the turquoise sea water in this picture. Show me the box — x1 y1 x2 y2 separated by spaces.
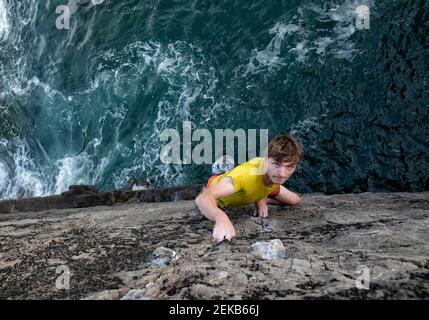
0 0 428 199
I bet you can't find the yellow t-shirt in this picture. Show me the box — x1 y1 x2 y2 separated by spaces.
209 157 280 208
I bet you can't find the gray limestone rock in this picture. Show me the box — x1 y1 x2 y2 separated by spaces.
151 247 179 267
0 191 427 299
120 284 160 300
249 239 286 260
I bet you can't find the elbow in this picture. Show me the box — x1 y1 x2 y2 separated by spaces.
293 195 301 206
195 191 218 210
195 192 207 209
195 194 202 208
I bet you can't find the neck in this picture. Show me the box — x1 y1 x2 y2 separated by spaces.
263 173 274 187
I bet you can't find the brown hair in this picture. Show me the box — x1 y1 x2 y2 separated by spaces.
267 134 304 164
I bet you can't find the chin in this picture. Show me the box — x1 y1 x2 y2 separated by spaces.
273 177 286 184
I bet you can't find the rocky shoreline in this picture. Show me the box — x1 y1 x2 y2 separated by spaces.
0 184 203 214
0 187 428 299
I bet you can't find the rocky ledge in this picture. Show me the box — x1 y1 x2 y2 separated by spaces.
0 189 428 299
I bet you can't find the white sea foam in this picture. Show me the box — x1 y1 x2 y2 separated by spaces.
54 154 93 195
99 41 221 187
307 0 374 59
36 34 47 60
1 10 222 198
8 76 66 102
15 169 44 198
0 161 9 194
77 10 96 49
246 0 374 73
0 139 46 199
93 156 109 183
314 37 335 56
290 116 323 135
157 57 176 74
178 86 202 119
0 0 10 41
246 23 300 74
288 41 308 63
2 39 220 194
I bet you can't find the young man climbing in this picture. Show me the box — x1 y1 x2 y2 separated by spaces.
195 133 304 244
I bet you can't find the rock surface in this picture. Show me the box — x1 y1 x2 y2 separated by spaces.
0 191 428 299
250 239 286 260
0 184 203 214
151 247 180 267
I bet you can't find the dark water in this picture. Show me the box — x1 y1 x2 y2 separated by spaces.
0 0 428 199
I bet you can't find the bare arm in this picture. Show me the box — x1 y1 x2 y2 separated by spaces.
268 185 301 206
195 177 237 243
254 197 268 217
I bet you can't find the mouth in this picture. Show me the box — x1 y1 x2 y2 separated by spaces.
273 176 287 181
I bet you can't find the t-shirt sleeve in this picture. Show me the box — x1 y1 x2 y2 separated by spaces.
223 171 243 193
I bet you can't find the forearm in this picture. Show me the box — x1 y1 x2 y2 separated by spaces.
272 187 301 206
266 197 284 205
195 193 230 223
255 197 267 207
287 191 301 205
254 197 268 217
194 179 237 243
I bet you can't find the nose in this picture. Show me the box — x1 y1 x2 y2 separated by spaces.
278 167 287 178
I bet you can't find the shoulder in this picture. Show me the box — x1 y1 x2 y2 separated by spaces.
224 159 262 189
204 176 236 198
230 157 265 174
